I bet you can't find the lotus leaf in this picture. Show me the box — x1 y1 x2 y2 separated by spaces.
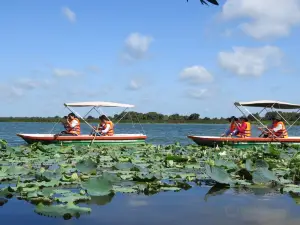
82 177 113 196
252 168 279 184
34 202 91 219
54 192 91 203
205 164 233 184
76 158 97 174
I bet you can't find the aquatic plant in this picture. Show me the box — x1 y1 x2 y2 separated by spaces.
1 140 300 219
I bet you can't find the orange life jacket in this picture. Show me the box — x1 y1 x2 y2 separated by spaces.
237 122 251 137
68 118 81 135
272 121 288 138
102 121 114 136
230 122 236 132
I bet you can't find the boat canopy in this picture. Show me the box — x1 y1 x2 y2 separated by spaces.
64 101 135 108
234 100 300 110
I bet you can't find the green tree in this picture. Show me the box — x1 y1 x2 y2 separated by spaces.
188 113 200 120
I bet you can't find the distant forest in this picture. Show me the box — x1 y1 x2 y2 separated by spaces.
0 111 299 124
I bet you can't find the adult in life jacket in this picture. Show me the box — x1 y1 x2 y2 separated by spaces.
261 115 288 138
59 113 81 136
93 115 114 136
221 116 239 137
235 116 251 138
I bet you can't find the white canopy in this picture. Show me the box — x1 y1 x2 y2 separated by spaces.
234 100 300 109
64 101 135 108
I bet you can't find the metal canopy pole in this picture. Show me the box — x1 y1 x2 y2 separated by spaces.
66 106 95 130
286 108 300 131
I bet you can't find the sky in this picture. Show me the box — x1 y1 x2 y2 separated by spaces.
1 0 300 118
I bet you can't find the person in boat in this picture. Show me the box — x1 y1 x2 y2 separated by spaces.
259 115 288 138
235 116 251 138
221 116 239 137
91 115 114 136
57 113 81 136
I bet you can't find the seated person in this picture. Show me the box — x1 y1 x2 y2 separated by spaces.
236 116 251 138
91 115 114 136
258 115 288 138
222 116 240 137
56 113 81 136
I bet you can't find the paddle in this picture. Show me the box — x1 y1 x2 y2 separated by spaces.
89 124 101 147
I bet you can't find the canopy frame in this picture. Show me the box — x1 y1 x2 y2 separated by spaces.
234 100 300 137
49 101 145 136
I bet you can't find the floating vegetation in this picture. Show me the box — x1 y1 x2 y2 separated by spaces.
1 140 300 219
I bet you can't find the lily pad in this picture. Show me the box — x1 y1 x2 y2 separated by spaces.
34 202 91 219
82 177 113 196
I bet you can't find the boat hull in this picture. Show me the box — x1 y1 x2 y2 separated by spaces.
188 135 300 148
17 134 147 146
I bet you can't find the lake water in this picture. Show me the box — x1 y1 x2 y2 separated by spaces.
1 122 300 224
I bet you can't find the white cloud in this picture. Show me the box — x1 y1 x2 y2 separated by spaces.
180 66 213 84
62 7 76 23
53 68 83 77
0 78 51 101
86 65 100 73
14 78 51 90
222 0 300 39
0 84 24 100
127 79 143 90
122 33 153 62
218 46 283 77
186 88 212 100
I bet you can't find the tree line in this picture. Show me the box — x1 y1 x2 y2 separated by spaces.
0 111 299 124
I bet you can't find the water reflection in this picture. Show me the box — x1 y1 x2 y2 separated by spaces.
86 194 114 206
204 184 229 201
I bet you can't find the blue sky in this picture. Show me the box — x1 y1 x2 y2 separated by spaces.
1 0 300 117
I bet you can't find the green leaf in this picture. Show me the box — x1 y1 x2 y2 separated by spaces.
81 177 113 196
76 158 97 174
215 159 237 169
252 168 279 184
205 164 232 184
34 202 91 219
255 159 269 169
54 192 91 203
245 159 254 171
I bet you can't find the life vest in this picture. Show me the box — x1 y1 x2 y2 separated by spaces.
102 121 114 136
68 118 81 135
237 122 251 137
230 122 236 132
272 121 288 138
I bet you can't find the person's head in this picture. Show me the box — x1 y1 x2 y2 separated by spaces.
240 116 248 122
271 115 281 122
228 116 238 122
68 113 76 120
99 115 109 123
63 116 68 119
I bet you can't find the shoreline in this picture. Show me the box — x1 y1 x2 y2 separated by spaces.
1 121 298 125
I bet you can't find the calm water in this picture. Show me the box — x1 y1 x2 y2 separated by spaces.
1 122 300 224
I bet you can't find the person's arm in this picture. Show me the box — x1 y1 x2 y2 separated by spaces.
272 123 282 132
236 123 247 132
69 120 78 128
101 124 111 134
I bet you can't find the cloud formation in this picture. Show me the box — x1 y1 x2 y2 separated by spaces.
218 46 283 77
180 66 213 84
86 65 101 73
0 78 51 101
62 7 76 23
185 88 212 100
122 33 153 62
222 0 300 39
53 68 83 77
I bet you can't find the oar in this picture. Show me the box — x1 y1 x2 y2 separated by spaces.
89 124 100 147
